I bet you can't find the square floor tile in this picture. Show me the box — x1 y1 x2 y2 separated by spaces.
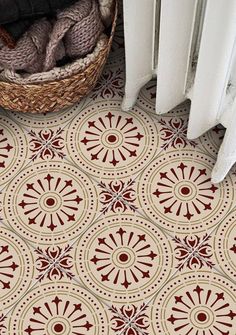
0 157 102 250
0 2 236 334
146 267 236 335
0 277 114 335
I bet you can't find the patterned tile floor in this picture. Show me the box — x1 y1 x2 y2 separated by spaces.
0 5 236 335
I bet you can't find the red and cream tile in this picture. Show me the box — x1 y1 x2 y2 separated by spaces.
0 114 33 189
147 269 236 335
136 148 235 236
0 159 101 250
71 213 175 306
0 2 236 333
63 101 160 182
0 278 111 335
210 209 236 281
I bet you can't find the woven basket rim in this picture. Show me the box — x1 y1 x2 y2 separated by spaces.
0 0 117 89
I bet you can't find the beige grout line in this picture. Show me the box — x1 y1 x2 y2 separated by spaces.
46 114 188 262
195 252 236 285
58 265 149 335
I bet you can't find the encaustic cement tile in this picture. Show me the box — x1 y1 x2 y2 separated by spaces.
62 100 160 183
0 157 102 250
143 268 236 335
206 208 236 283
0 114 35 189
0 277 114 335
0 224 36 314
64 211 189 308
86 63 125 105
135 147 236 237
0 222 68 319
61 99 189 188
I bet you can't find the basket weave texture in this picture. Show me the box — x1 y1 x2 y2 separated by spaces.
0 1 117 114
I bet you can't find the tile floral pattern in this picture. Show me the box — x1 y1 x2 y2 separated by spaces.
0 2 236 334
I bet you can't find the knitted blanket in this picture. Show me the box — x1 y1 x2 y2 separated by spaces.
0 0 114 47
0 0 104 73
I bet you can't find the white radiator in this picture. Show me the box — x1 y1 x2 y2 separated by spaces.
122 0 236 183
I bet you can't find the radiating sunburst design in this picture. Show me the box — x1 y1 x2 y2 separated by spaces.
76 216 172 302
0 244 19 290
167 285 236 335
24 296 93 335
81 112 144 166
153 162 218 221
18 173 83 232
0 128 13 168
90 226 157 289
9 283 108 335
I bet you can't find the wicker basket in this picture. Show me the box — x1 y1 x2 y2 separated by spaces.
0 1 117 114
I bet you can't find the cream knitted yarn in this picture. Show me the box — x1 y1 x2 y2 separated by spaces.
98 0 114 26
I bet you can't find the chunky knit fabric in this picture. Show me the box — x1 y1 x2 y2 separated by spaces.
0 19 52 73
44 0 103 71
0 0 104 73
0 34 108 84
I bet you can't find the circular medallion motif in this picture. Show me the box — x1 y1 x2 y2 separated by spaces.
2 161 98 245
214 210 236 279
152 272 236 335
138 151 233 233
75 214 172 302
0 116 27 187
0 227 33 310
9 283 108 335
66 102 158 179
